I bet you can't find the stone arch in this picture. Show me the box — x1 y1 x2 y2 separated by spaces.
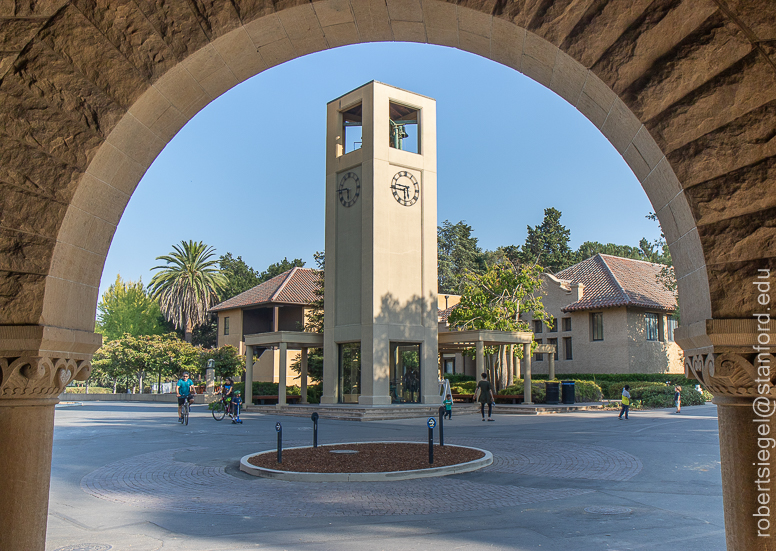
2 2 776 550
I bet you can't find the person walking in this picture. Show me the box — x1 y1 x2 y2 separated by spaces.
619 385 630 420
443 394 453 420
474 372 496 422
674 385 682 414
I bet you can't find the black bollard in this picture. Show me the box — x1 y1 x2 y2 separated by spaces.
276 422 282 463
438 406 445 447
311 412 319 448
427 417 436 464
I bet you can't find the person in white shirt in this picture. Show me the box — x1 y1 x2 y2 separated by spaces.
619 385 631 420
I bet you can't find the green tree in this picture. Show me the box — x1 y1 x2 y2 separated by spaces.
199 345 244 380
91 337 138 392
305 251 325 334
518 207 575 273
149 240 227 343
438 220 486 294
448 258 552 390
218 252 262 301
290 351 324 383
258 257 305 283
96 275 165 341
575 241 647 262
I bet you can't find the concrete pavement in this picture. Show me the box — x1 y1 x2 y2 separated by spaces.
46 402 725 550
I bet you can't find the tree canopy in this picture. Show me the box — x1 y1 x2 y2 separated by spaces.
96 275 166 342
447 258 551 333
149 240 227 342
516 207 576 273
218 252 262 301
438 220 486 294
258 257 305 282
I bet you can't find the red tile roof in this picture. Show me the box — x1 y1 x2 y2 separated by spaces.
210 267 320 312
556 254 676 312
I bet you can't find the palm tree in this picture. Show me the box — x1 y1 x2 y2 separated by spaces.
149 240 226 343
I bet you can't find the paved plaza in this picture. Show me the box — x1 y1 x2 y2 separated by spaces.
47 402 725 550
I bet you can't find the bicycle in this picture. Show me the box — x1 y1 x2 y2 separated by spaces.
211 397 230 421
211 395 242 423
179 395 193 425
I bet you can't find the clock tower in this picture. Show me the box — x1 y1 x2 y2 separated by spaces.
321 82 439 406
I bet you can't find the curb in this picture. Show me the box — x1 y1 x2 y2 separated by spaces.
239 442 493 482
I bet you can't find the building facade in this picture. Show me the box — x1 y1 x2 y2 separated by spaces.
528 254 683 375
211 267 319 387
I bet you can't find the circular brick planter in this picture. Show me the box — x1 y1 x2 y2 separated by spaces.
239 442 493 482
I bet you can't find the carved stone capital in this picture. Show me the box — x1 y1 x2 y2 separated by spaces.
0 355 91 400
685 352 776 402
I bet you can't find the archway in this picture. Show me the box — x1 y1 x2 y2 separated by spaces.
1 2 774 549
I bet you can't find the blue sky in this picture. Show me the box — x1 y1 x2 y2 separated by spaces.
100 41 659 299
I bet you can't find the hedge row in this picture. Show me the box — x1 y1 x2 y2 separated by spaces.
232 382 323 403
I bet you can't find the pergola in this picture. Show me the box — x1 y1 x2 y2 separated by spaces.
438 330 544 404
243 331 323 406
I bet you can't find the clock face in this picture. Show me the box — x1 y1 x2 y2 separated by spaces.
337 172 360 207
390 171 420 206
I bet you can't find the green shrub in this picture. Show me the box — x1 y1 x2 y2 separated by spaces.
600 381 668 399
451 381 477 393
234 382 302 397
443 373 476 383
497 379 602 403
307 383 323 404
498 382 546 402
623 385 707 408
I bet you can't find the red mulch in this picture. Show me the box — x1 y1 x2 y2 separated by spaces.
247 442 484 473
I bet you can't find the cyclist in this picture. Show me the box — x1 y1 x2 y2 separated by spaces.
176 371 196 422
221 377 234 415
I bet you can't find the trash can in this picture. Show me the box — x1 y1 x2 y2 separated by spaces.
545 382 560 404
561 380 576 404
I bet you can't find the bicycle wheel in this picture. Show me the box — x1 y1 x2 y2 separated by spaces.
183 401 189 425
211 401 225 421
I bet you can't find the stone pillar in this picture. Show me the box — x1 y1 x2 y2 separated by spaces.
549 352 555 381
301 348 308 404
514 347 521 379
0 347 93 551
686 352 776 551
507 345 514 387
245 345 253 406
205 366 215 399
278 342 287 406
476 341 484 378
523 343 533 405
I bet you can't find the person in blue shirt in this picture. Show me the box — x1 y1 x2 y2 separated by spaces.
443 394 453 419
176 371 196 422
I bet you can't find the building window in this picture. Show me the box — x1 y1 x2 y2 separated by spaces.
223 317 229 336
533 320 543 334
548 317 557 332
534 339 543 362
562 317 571 332
548 338 559 361
389 102 420 153
666 316 678 342
645 313 660 341
591 313 603 341
338 343 361 403
564 337 573 360
443 357 455 374
342 103 362 154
